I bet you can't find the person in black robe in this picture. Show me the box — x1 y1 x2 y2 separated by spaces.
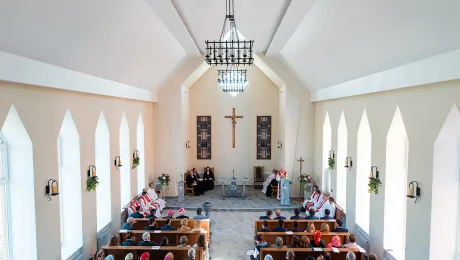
186 171 203 195
192 168 206 193
203 167 215 190
266 178 279 197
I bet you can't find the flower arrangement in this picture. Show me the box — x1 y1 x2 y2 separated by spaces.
298 173 312 185
368 178 382 194
158 173 171 187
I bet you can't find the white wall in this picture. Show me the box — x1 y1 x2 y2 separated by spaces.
314 80 460 259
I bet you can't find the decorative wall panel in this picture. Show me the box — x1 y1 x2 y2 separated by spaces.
197 116 211 159
257 116 271 159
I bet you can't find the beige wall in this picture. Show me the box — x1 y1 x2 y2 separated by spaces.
0 81 155 259
313 80 460 260
187 66 280 181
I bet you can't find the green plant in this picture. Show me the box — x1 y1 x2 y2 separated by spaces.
86 176 99 192
328 158 335 170
368 178 382 194
132 157 140 169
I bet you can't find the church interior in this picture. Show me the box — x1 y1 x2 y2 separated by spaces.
0 1 460 260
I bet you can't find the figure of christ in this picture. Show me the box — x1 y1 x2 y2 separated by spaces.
276 168 287 200
262 169 277 194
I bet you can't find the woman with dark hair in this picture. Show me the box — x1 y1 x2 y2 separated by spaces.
266 169 279 197
193 234 209 260
288 236 301 248
121 232 136 246
160 237 169 246
203 167 215 190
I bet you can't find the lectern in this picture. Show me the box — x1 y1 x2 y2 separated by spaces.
280 179 292 206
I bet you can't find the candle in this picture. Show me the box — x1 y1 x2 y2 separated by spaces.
345 159 349 167
119 159 122 165
92 169 97 177
52 182 58 194
408 188 414 197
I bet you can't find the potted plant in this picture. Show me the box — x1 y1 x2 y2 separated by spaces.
86 176 99 192
368 178 382 194
132 156 140 169
328 157 335 170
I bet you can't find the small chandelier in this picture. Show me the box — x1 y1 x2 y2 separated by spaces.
205 0 254 66
218 66 247 93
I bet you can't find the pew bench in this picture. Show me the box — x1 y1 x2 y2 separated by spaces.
132 218 211 240
118 230 207 246
260 248 364 260
254 220 337 235
257 232 349 246
102 246 204 260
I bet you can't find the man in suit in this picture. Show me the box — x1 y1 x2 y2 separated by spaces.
138 232 157 246
273 209 286 220
272 219 288 232
257 220 270 232
259 210 273 220
291 221 302 232
145 208 157 220
320 209 334 220
130 206 145 218
305 208 319 220
121 217 136 230
290 208 303 220
144 217 157 230
332 219 348 232
160 218 176 230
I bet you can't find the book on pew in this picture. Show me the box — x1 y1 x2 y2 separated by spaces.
359 247 366 253
332 248 339 253
313 248 323 252
120 230 127 232
151 246 160 249
154 230 161 233
285 231 293 234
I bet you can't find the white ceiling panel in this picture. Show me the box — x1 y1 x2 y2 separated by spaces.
281 0 460 90
0 0 186 91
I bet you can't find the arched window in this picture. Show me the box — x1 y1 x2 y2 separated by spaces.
336 111 348 210
137 114 145 192
383 107 408 259
120 114 131 209
356 109 371 234
322 112 332 192
0 133 9 259
95 112 111 231
58 110 83 259
1 105 37 259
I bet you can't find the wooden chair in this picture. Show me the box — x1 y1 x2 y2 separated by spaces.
254 166 264 188
271 183 278 197
184 172 195 196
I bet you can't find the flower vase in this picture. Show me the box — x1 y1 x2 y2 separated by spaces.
305 183 313 199
299 183 305 199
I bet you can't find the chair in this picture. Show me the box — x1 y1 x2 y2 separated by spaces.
253 166 264 188
271 184 278 197
184 172 195 196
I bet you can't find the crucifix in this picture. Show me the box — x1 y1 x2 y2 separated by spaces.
298 157 305 201
298 157 304 175
224 108 243 148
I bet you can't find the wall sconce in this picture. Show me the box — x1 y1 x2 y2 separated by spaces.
45 179 59 201
369 166 379 179
114 156 123 169
87 165 97 178
407 181 421 203
277 141 283 149
185 141 191 149
328 150 335 159
133 149 139 159
344 157 353 171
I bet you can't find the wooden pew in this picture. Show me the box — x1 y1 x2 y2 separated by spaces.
254 220 337 235
102 246 204 260
132 218 211 240
260 248 364 260
118 230 206 246
257 232 349 246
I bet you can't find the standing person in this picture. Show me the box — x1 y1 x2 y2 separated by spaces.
203 167 215 190
276 168 287 200
262 169 277 194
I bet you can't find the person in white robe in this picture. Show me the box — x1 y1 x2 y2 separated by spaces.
302 185 320 208
276 168 287 200
127 200 137 216
261 170 276 193
311 192 330 218
147 183 165 210
326 197 337 219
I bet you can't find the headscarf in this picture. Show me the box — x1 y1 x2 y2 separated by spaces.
327 235 341 248
164 252 174 260
140 252 150 260
104 255 115 260
264 254 273 260
314 230 321 245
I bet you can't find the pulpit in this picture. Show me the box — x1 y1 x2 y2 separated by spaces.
253 166 264 188
280 179 292 206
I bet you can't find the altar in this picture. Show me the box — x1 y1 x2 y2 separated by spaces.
218 174 249 198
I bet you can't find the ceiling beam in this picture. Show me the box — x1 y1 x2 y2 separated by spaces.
266 0 317 56
145 0 201 57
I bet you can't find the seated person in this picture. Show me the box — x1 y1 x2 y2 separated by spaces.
285 250 295 260
305 208 320 220
140 252 150 260
320 209 334 220
257 220 270 232
288 236 301 248
368 253 377 260
121 217 136 230
300 236 313 248
327 235 342 248
272 219 288 232
250 235 268 260
177 235 189 247
188 248 196 260
305 222 315 233
176 208 189 219
164 253 174 260
144 217 157 230
291 221 302 232
271 237 285 248
290 208 303 220
273 209 286 220
121 231 136 246
259 210 273 220
193 208 209 219
178 218 192 231
320 222 330 232
203 167 215 190
125 253 134 260
344 234 365 252
346 251 356 260
317 252 331 260
130 206 145 219
138 232 157 246
192 220 205 232
332 219 348 232
192 168 206 194
160 218 176 230
186 170 203 195
160 237 169 246
164 210 174 219
145 208 157 219
310 230 326 248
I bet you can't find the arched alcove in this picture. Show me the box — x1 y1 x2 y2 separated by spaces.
336 111 348 210
58 109 83 259
119 113 130 209
137 114 145 192
383 107 409 258
95 111 111 231
356 109 371 234
430 104 460 259
1 105 37 259
322 112 332 192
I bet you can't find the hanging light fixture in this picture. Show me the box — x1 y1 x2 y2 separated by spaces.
217 65 248 93
205 0 254 66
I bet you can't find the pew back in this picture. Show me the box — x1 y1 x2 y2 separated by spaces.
260 248 364 260
132 218 211 240
102 246 204 260
257 232 349 246
254 220 337 235
118 230 206 246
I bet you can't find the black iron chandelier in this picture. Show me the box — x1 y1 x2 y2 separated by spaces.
217 66 248 93
205 0 254 66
